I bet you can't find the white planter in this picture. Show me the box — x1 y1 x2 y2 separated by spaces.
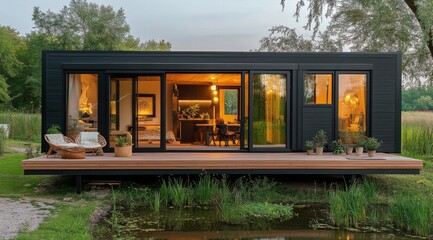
306 149 314 155
346 147 353 155
356 147 364 156
367 150 376 157
316 147 324 155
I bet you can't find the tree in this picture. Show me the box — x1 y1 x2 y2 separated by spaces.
0 26 24 106
280 0 433 87
258 26 342 52
20 0 171 111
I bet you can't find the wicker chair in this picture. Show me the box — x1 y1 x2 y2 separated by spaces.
44 134 79 157
75 132 107 155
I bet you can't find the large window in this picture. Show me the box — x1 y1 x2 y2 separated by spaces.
304 73 332 104
252 73 286 148
338 74 367 133
67 74 98 137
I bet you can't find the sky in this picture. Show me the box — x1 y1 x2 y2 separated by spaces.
0 0 314 51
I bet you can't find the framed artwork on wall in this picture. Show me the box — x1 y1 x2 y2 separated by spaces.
137 94 156 117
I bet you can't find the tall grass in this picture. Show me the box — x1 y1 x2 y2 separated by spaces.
328 180 378 228
0 112 41 142
402 111 433 155
391 193 433 237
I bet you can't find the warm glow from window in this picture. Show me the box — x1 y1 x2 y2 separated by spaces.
338 74 367 133
304 74 332 104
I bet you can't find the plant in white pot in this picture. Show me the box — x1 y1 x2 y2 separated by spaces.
354 131 366 156
313 129 327 155
364 137 382 157
114 134 133 157
339 131 355 155
305 140 315 155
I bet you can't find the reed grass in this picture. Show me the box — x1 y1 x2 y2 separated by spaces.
402 111 433 155
193 175 219 205
391 193 433 237
0 112 41 142
328 180 378 228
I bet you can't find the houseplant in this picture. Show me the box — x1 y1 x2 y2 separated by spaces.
114 135 133 157
339 131 355 155
305 140 314 155
331 140 345 155
313 129 327 155
354 132 366 156
364 137 382 157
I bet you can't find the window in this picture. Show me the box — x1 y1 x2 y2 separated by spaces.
338 74 367 133
67 74 98 136
304 73 332 104
252 73 287 148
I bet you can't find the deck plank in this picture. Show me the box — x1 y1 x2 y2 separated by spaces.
22 152 423 171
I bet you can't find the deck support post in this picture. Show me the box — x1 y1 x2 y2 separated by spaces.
76 175 82 194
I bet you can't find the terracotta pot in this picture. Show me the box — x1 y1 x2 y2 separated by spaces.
316 146 324 155
115 145 132 157
306 149 314 155
356 147 364 156
346 147 354 155
367 150 376 157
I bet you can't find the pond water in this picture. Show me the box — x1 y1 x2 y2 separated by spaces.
93 205 410 240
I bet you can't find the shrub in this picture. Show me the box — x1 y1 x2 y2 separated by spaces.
331 140 345 154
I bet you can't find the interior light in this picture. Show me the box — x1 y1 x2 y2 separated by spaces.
211 85 216 91
213 90 218 95
213 96 219 102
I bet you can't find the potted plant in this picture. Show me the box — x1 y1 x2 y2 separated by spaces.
305 140 314 155
339 131 355 155
331 140 345 155
354 132 366 156
364 137 382 157
313 129 327 155
114 135 133 157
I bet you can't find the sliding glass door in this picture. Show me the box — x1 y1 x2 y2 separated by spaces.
136 75 164 150
250 72 289 150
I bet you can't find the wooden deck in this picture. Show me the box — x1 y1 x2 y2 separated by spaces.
22 152 423 175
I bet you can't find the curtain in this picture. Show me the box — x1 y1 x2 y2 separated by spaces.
68 74 81 120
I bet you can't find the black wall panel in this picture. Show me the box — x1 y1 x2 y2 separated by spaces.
42 51 401 153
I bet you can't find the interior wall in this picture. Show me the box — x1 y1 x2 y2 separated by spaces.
137 77 161 126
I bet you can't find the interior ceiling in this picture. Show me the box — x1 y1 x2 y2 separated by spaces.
166 73 241 86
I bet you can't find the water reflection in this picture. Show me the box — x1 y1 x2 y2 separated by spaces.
93 205 409 240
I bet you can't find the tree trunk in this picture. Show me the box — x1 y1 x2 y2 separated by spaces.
404 0 433 58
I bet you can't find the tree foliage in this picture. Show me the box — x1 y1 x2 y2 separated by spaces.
3 0 171 112
258 26 342 52
402 87 433 111
280 0 433 87
0 26 25 106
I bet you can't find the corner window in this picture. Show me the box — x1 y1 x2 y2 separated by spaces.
67 74 98 137
304 73 332 104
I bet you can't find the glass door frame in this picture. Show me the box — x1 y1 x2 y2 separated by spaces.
248 71 291 152
134 73 166 152
107 72 165 152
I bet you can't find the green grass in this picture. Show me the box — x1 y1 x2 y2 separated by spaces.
0 112 41 142
328 181 378 228
222 202 294 224
391 193 433 237
15 202 96 240
402 111 433 155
